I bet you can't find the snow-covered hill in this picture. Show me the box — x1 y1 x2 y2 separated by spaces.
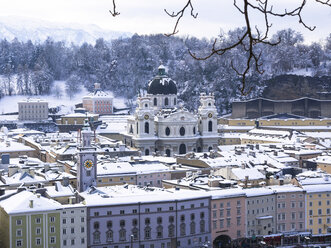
0 16 131 45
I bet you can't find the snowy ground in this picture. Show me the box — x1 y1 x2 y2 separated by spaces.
0 81 127 115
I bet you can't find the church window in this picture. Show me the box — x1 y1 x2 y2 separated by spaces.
174 98 176 105
165 97 169 106
144 122 149 134
166 149 171 157
180 127 185 136
208 121 213 132
136 123 138 134
145 104 148 108
208 102 211 106
179 144 186 154
154 98 157 106
165 127 170 136
193 126 196 134
145 149 150 156
129 125 133 134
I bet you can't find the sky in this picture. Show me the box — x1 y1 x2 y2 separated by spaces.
0 0 330 43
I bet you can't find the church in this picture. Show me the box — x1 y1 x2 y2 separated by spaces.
123 65 219 157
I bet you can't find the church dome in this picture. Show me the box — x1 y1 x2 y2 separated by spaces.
147 65 177 95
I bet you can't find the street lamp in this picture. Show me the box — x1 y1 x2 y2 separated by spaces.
130 234 134 248
304 236 310 248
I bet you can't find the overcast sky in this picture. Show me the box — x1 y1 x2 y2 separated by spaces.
0 0 330 43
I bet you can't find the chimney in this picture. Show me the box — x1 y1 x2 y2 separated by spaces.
8 165 19 177
245 176 249 188
29 200 34 208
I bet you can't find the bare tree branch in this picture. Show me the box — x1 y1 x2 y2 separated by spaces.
109 0 120 17
164 0 198 37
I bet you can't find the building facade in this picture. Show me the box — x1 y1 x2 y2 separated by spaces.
123 65 219 156
83 83 113 115
18 99 48 121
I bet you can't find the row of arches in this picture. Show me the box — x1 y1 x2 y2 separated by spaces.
154 97 176 107
131 120 213 136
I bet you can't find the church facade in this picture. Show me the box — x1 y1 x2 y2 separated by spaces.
123 65 219 156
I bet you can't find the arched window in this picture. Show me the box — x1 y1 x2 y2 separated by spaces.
157 217 162 224
174 98 176 105
193 126 196 135
180 223 186 236
94 222 99 229
145 149 150 156
132 219 138 226
157 225 163 238
208 146 213 151
145 103 148 108
106 230 113 242
166 149 171 157
200 219 205 233
165 127 170 136
165 97 169 106
129 125 133 134
208 120 213 132
190 222 196 234
132 227 138 240
136 123 138 134
168 224 175 237
119 229 126 241
144 226 151 239
145 122 149 134
93 231 100 244
154 98 157 106
179 127 185 136
179 144 186 155
145 218 150 225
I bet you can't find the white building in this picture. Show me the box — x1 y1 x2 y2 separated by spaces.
18 98 48 121
82 83 113 115
123 65 219 156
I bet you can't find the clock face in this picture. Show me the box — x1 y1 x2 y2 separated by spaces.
144 114 149 120
84 159 94 170
208 113 213 118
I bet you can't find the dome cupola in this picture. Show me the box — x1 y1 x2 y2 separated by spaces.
147 65 177 95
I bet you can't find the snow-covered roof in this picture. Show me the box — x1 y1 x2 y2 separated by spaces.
0 190 62 214
301 184 331 193
18 98 47 103
244 187 275 197
232 167 265 180
45 182 75 198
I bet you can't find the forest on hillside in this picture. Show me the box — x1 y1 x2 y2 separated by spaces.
0 29 330 114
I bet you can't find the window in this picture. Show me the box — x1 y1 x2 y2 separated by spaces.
36 218 41 224
36 238 41 246
16 229 22 237
132 227 139 240
63 228 67 235
237 217 241 226
220 219 224 228
157 217 162 224
227 218 231 227
154 98 157 106
157 225 163 238
157 207 162 212
145 218 150 225
191 213 195 221
94 222 100 229
50 216 55 223
144 122 149 134
71 218 75 223
169 216 174 223
50 226 55 233
36 227 41 235
62 218 66 224
179 127 185 136
81 227 85 233
165 97 169 106
120 210 125 214
106 230 113 242
168 224 175 237
107 211 112 216
165 127 170 136
16 240 23 247
145 208 150 213
120 220 126 227
93 231 100 244
50 236 56 244
16 219 22 226
132 219 138 226
71 227 75 234
200 220 205 233
318 209 322 215
180 223 186 236
81 217 85 222
145 227 151 239
180 215 185 222
208 120 213 132
81 238 85 244
190 221 196 234
71 239 75 245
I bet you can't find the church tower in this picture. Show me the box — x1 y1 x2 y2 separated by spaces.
198 93 218 136
77 119 97 192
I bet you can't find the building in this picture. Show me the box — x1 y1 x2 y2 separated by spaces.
82 83 113 115
80 185 211 248
18 98 48 121
0 190 62 248
123 65 219 156
56 112 100 132
231 97 331 119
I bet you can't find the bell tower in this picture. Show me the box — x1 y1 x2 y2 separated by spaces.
198 93 218 136
77 119 97 192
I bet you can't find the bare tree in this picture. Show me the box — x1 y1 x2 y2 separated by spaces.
109 0 331 95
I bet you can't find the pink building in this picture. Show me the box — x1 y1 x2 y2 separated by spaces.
272 185 306 233
209 188 246 247
83 83 113 115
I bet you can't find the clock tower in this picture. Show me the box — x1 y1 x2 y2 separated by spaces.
77 119 97 192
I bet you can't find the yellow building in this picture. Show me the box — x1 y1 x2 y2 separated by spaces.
56 113 99 125
302 184 331 235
